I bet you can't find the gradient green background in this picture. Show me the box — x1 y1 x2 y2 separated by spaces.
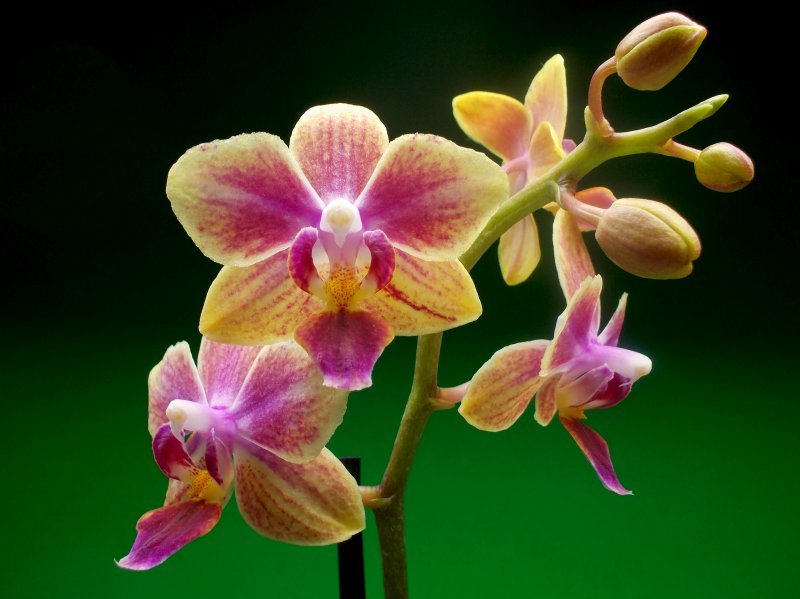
3 2 794 597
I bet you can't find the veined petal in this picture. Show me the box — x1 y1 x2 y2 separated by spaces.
200 250 325 345
527 121 565 178
598 293 627 347
553 209 595 301
525 54 568 140
148 343 205 438
289 104 389 202
498 215 541 286
167 133 323 267
197 338 261 409
560 416 632 495
533 374 561 426
295 310 394 391
116 501 222 570
356 134 508 260
234 445 365 545
452 91 531 160
230 342 348 463
573 187 616 231
542 275 602 373
361 250 481 335
459 340 548 432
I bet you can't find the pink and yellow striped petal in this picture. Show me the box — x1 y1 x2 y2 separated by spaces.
166 133 323 267
598 293 628 347
560 416 632 495
553 208 595 301
527 121 565 178
200 250 325 345
148 343 206 438
230 342 348 463
459 340 548 432
234 445 365 545
361 250 481 336
356 134 508 261
289 104 389 203
533 374 562 426
524 54 568 140
197 338 261 409
498 214 541 286
452 91 531 161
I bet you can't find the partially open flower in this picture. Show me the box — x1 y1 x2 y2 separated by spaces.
694 142 754 192
615 12 706 91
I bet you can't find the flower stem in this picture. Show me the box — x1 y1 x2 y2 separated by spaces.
588 57 618 138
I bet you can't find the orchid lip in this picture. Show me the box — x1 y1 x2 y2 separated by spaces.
319 198 363 247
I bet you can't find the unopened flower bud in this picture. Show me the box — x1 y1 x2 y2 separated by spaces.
615 13 707 91
694 142 754 192
595 198 701 279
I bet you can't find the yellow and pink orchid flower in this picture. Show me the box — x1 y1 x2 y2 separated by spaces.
166 104 507 390
117 339 364 570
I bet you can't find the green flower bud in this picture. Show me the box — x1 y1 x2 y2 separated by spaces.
595 198 701 279
615 13 707 91
694 142 754 192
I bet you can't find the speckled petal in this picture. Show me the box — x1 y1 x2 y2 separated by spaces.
295 310 394 391
148 343 206 438
543 275 602 373
361 249 481 335
525 55 568 140
200 250 325 345
230 342 348 463
356 134 508 260
553 209 595 301
234 444 365 545
289 104 389 202
116 500 222 570
498 214 541 286
452 91 531 160
527 121 565 178
598 293 627 347
167 133 323 267
459 340 548 431
533 374 561 426
197 338 261 409
560 416 632 495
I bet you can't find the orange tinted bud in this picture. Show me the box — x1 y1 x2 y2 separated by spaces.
694 142 754 192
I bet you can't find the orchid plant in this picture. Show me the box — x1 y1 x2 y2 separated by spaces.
119 12 753 598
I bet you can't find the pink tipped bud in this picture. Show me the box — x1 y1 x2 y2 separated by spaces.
615 13 707 91
595 198 701 279
694 142 754 192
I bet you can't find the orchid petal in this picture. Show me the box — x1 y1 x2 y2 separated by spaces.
356 134 508 260
560 416 632 495
230 342 348 463
234 445 365 545
573 187 616 231
152 424 196 482
166 133 323 267
580 372 632 410
452 91 531 160
204 433 234 487
197 338 261 409
289 104 388 202
543 275 602 372
533 374 562 426
459 340 548 432
288 227 324 295
360 230 396 295
117 501 222 570
527 121 565 178
598 293 627 347
498 215 541 286
200 250 325 345
361 249 481 335
553 209 595 301
525 55 568 140
558 366 615 408
148 343 205 438
295 310 394 391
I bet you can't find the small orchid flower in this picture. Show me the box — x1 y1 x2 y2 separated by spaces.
458 272 651 494
167 104 507 390
453 55 572 285
118 339 364 570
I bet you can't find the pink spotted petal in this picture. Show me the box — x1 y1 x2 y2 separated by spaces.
234 444 365 545
153 424 197 482
527 121 565 178
361 230 396 294
533 374 562 426
498 215 541 286
116 500 222 570
525 55 568 140
356 134 508 261
459 340 548 432
230 342 348 463
288 227 323 294
553 208 595 301
295 310 394 391
166 133 324 267
361 249 481 335
148 343 206 438
598 294 628 347
289 104 389 203
200 250 325 345
573 187 616 231
559 366 615 409
197 338 261 409
543 276 603 373
560 416 632 495
452 91 532 161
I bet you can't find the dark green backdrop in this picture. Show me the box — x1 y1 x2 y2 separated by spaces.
3 2 794 597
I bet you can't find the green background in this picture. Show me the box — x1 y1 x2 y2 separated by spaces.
3 2 794 597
